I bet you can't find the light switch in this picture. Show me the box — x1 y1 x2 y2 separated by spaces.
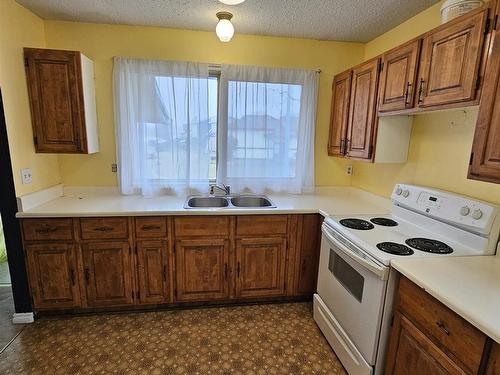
21 168 32 184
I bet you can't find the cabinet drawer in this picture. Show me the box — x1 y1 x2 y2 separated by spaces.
236 215 288 237
135 217 167 238
80 218 129 240
397 276 486 375
174 216 230 237
22 219 74 241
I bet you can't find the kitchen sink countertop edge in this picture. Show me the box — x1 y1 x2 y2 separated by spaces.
16 185 391 218
391 256 500 344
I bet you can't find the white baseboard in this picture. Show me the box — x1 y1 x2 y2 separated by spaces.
12 312 34 324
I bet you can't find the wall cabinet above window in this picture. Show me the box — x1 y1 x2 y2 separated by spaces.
24 48 99 154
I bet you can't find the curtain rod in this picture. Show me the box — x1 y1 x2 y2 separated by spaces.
208 63 321 73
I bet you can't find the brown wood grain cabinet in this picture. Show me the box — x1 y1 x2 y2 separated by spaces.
23 48 99 154
136 240 170 304
327 70 352 156
385 277 490 375
469 0 500 184
235 237 287 298
378 40 421 112
81 241 134 307
21 214 322 312
417 7 489 108
25 243 81 310
174 238 230 302
346 58 380 160
486 343 500 375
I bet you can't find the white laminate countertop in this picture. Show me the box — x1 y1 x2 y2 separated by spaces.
15 186 392 218
391 256 500 344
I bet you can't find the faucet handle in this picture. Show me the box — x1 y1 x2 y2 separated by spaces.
223 184 230 195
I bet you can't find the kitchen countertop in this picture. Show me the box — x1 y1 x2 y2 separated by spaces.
391 256 500 344
16 186 392 218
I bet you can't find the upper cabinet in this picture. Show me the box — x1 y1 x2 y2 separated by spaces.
378 40 421 113
346 58 380 160
24 48 99 154
469 0 500 183
417 7 489 108
327 70 351 157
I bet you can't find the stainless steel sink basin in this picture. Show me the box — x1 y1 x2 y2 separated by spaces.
184 195 276 209
231 196 275 208
186 196 229 208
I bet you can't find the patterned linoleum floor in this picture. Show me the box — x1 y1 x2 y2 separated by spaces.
0 302 347 375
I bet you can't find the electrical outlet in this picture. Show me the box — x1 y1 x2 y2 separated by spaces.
111 163 117 173
346 165 353 176
21 168 33 184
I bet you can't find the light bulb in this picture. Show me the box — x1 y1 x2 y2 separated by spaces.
218 0 246 4
215 12 235 42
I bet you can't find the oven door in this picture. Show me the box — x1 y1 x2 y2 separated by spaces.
316 224 389 368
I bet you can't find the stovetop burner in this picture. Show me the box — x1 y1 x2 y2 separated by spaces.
376 242 414 256
370 217 398 227
405 238 454 254
339 218 374 230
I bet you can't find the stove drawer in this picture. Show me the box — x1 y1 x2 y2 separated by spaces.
397 276 486 375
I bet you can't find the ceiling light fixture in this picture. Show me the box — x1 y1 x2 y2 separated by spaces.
215 12 235 42
218 0 246 5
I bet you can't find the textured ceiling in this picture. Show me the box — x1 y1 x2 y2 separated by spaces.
16 0 440 42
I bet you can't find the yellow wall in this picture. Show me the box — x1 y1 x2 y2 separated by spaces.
44 21 365 187
352 0 500 205
0 0 61 195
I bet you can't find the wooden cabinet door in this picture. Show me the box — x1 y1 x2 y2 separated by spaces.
486 343 500 375
417 8 488 107
327 70 352 156
379 40 421 112
136 240 169 304
175 239 229 302
82 241 134 307
385 312 466 375
235 237 287 298
295 214 322 296
24 48 86 153
25 243 81 309
346 58 380 160
469 2 500 184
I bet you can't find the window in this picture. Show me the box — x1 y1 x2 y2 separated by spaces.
114 59 318 196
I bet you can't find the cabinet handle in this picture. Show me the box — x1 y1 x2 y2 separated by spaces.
69 268 75 286
35 227 57 235
142 225 161 231
224 263 228 280
93 226 114 232
237 262 241 278
163 265 167 281
345 139 351 155
417 78 425 104
404 82 412 106
339 139 345 154
436 321 450 335
84 268 90 283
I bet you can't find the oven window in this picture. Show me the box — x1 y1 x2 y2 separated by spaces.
329 249 364 303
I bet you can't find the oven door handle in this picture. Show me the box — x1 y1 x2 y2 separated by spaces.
323 229 389 280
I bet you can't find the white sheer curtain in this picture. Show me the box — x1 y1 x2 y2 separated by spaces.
218 64 318 194
113 57 211 196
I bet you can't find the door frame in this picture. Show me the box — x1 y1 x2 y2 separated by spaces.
0 89 32 313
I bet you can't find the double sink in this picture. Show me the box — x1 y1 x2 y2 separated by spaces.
185 195 276 209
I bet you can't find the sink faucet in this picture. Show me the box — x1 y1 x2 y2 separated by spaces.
209 184 230 196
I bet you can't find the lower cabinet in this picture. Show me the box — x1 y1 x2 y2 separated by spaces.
487 343 500 375
235 237 287 298
81 241 134 307
386 312 466 375
25 243 81 309
136 240 169 304
174 238 230 302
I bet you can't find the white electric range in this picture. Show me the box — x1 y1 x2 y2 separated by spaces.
314 184 500 375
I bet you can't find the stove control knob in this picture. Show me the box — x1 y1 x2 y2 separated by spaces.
395 187 403 196
459 206 470 216
402 190 410 198
472 209 483 220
